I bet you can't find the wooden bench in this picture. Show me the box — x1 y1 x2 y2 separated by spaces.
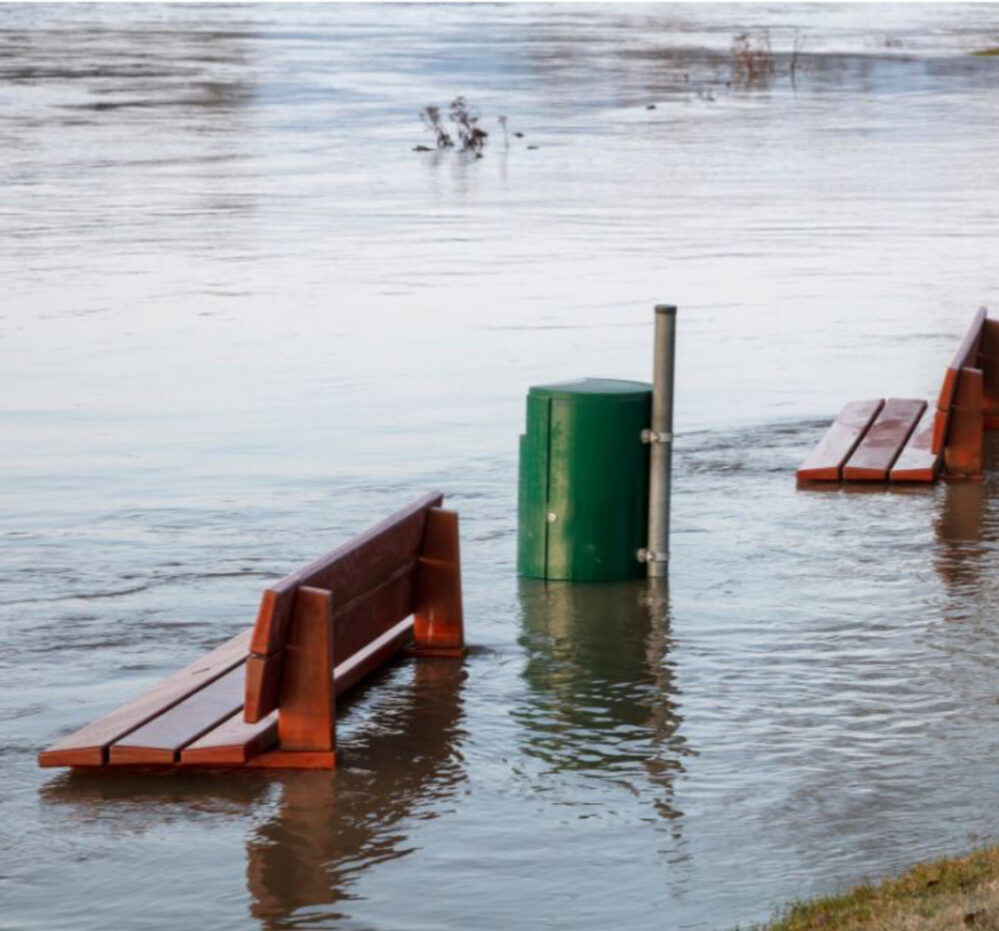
797 308 998 484
38 492 464 771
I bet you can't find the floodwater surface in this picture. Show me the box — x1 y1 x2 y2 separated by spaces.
4 4 999 929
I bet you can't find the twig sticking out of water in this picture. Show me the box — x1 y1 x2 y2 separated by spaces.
790 31 804 87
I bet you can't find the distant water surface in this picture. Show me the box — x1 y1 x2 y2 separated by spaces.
3 4 999 929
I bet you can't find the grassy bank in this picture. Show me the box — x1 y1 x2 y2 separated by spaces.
754 847 999 930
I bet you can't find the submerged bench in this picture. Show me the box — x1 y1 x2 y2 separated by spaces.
38 492 465 771
797 308 999 484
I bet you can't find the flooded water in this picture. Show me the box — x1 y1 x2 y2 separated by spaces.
4 3 999 928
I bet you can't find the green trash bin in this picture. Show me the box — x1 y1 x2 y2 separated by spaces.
518 378 652 582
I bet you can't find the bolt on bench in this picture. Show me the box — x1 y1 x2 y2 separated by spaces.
38 492 464 771
797 308 999 484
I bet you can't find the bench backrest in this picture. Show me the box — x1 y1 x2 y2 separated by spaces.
931 307 987 454
244 491 444 722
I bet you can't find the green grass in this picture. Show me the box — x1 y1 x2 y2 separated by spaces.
751 847 999 930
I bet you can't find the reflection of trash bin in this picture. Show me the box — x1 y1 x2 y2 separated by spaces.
517 378 652 581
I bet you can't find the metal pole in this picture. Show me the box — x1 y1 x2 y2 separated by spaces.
645 304 676 578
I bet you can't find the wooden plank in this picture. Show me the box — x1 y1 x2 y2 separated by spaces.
944 367 984 479
243 650 283 725
843 398 925 482
890 407 942 482
796 399 884 482
277 586 336 752
332 562 418 663
334 616 414 696
38 628 252 768
108 664 247 765
248 492 442 657
248 587 295 671
179 709 277 766
930 408 951 456
244 750 336 770
935 307 987 413
413 508 466 657
978 317 999 419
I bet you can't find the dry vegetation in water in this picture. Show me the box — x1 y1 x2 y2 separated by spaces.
750 847 999 931
416 96 491 156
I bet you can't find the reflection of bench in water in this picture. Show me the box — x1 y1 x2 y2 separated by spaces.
797 308 997 484
38 493 465 771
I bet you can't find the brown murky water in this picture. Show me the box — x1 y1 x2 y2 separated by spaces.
4 4 999 928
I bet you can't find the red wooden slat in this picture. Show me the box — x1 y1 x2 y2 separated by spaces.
334 616 414 697
843 398 925 481
109 664 247 765
180 709 278 766
38 629 252 768
244 750 336 770
796 399 884 481
243 651 283 724
890 408 942 483
930 408 951 456
332 562 418 663
978 317 999 418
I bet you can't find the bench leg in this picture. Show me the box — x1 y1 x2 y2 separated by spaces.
277 585 336 753
412 508 466 657
945 367 984 480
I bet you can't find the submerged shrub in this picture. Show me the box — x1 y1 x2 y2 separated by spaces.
416 96 493 156
449 96 488 153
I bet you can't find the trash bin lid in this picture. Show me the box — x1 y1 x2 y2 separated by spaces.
527 377 651 403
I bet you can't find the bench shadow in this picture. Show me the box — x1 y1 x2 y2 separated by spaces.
514 578 691 836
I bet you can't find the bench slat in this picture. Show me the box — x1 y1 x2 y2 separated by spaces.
843 398 926 481
979 317 999 421
109 664 247 765
797 399 884 481
332 562 418 663
38 628 252 768
180 709 278 765
889 408 942 482
334 616 414 697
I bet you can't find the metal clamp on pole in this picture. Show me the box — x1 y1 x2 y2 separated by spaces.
646 304 676 580
636 548 669 564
